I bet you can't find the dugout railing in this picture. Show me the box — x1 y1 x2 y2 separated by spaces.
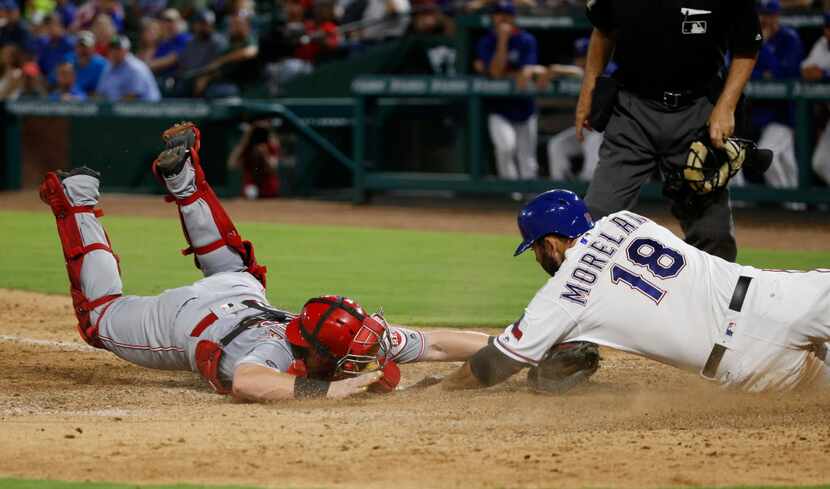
1 98 355 197
350 76 830 204
4 78 830 204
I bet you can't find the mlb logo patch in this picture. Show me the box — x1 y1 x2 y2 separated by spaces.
682 20 707 34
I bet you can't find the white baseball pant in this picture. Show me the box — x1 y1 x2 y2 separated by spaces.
547 126 602 181
811 124 830 184
487 113 539 179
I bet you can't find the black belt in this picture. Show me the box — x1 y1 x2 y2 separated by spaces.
701 276 752 379
634 88 707 109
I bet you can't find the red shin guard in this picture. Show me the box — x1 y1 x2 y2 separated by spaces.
39 173 121 349
156 143 268 286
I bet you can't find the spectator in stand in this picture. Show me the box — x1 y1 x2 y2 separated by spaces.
35 13 75 84
803 13 830 184
258 0 324 95
466 0 536 12
0 44 25 100
474 1 544 184
72 30 108 95
91 13 116 56
220 0 256 29
192 12 258 97
55 0 78 28
292 0 341 64
361 0 410 42
20 60 47 97
24 0 56 23
149 8 192 81
71 0 125 33
136 17 161 64
175 9 226 96
338 0 366 24
407 0 453 36
227 123 281 199
167 0 207 20
49 61 86 100
0 0 33 50
744 0 804 200
96 35 161 101
130 0 168 19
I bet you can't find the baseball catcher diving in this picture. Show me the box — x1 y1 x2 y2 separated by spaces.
440 189 830 393
39 122 489 402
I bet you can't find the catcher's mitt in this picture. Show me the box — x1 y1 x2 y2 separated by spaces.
527 341 600 394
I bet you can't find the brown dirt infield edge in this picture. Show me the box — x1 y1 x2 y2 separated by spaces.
1 191 830 489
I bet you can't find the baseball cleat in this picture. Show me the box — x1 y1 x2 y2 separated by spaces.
39 166 100 217
154 146 189 177
153 122 201 177
162 121 200 151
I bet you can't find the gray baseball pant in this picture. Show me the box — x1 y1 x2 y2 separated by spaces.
65 162 266 372
584 90 738 262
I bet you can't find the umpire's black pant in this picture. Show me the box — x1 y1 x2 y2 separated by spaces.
585 90 737 262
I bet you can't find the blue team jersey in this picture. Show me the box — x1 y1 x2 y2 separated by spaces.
153 32 192 78
96 54 160 102
74 54 109 95
751 26 803 128
36 35 75 82
476 29 538 122
48 86 87 101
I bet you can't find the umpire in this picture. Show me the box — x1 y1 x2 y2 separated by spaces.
574 0 763 261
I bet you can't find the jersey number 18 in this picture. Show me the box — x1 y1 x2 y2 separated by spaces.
609 238 686 304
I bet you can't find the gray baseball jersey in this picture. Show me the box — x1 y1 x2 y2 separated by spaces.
62 164 427 390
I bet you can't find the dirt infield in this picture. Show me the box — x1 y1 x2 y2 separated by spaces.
2 191 830 489
1 289 830 489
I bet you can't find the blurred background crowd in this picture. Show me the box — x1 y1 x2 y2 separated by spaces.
0 0 466 101
3 0 830 199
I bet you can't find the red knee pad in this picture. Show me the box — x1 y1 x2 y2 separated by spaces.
40 173 121 349
162 148 268 286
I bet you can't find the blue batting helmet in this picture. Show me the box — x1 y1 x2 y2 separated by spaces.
514 189 594 256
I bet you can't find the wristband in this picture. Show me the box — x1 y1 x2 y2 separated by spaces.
294 377 330 399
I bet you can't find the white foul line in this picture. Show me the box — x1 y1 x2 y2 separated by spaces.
0 335 98 352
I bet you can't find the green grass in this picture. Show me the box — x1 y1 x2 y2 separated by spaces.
2 210 829 327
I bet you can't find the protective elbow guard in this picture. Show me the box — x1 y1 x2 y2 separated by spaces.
468 344 525 387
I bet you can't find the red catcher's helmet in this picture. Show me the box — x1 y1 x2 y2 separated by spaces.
285 295 390 377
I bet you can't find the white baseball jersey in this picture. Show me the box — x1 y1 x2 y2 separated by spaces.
495 211 830 391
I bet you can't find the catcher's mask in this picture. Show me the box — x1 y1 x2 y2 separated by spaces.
285 295 392 379
664 133 773 197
